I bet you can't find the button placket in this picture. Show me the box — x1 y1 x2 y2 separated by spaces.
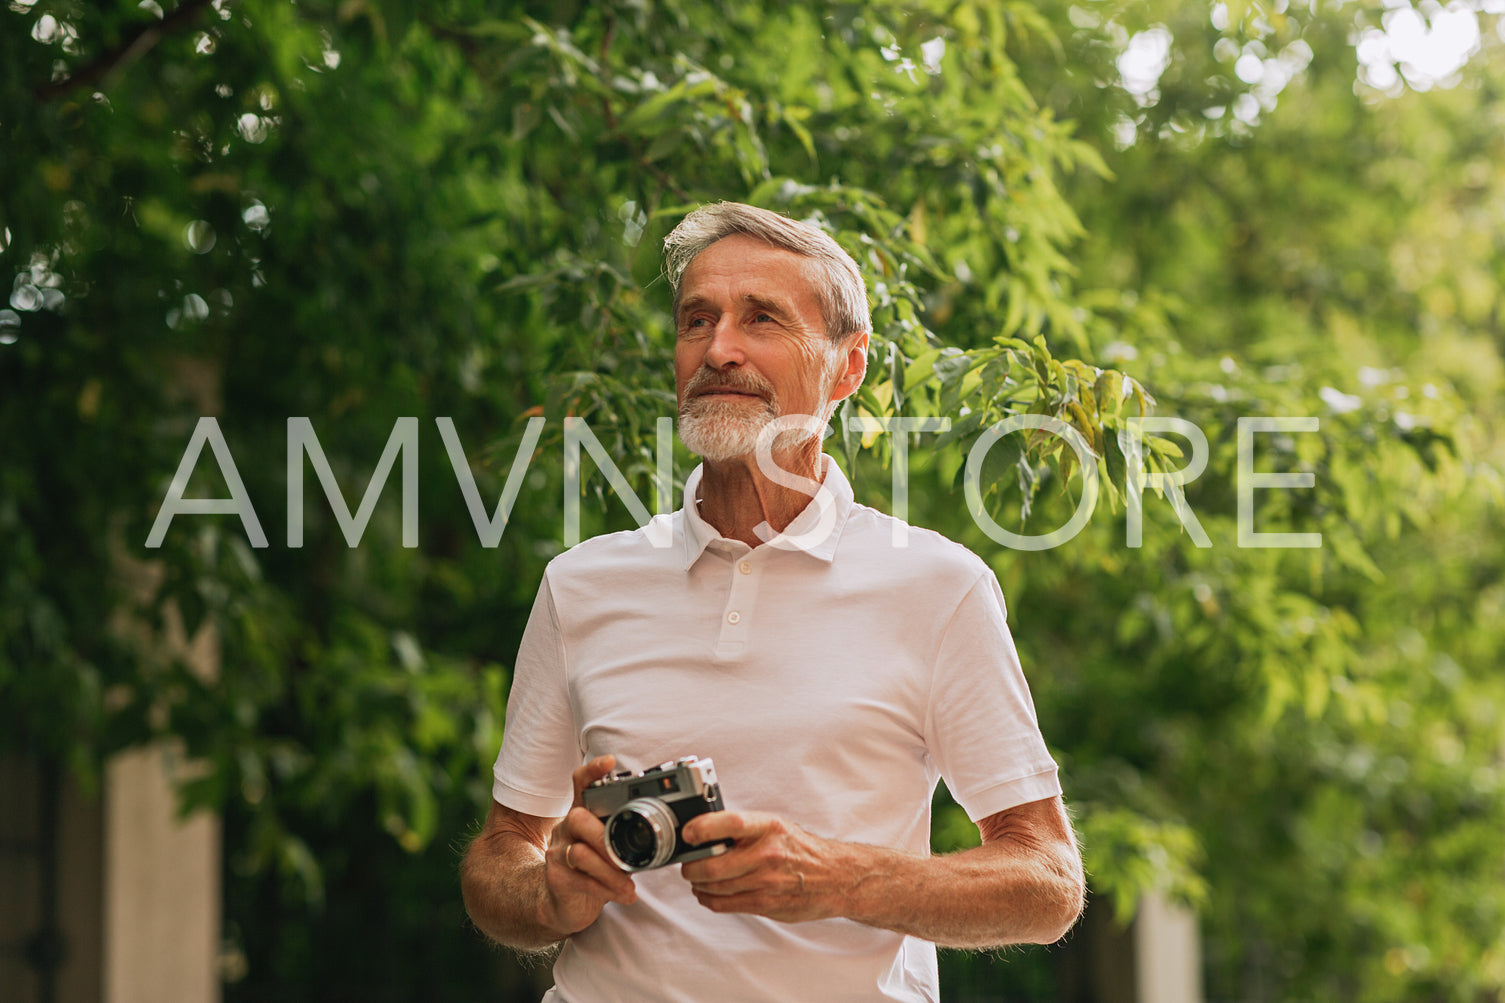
717 549 757 649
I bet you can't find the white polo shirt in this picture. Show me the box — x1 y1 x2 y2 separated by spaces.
493 456 1061 1002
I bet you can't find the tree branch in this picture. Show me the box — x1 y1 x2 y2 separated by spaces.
33 0 217 103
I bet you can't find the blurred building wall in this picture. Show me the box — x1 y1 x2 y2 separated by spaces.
0 750 220 1003
4 526 223 1003
1054 889 1205 1003
1134 890 1203 1003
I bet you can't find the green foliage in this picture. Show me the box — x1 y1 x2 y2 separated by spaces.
4 0 1504 1000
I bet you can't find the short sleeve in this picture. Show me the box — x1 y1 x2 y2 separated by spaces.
924 571 1061 821
492 573 581 817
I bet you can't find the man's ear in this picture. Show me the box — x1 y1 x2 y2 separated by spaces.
830 331 870 402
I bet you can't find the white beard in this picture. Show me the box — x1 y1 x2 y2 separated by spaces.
677 350 842 462
678 396 777 462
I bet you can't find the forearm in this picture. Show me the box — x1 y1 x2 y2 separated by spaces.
834 837 1084 948
460 831 569 951
684 799 1086 948
462 773 638 951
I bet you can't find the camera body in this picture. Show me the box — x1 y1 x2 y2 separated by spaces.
582 756 732 872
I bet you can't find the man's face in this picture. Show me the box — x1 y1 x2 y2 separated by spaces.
674 234 860 462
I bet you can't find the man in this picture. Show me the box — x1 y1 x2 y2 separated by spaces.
461 203 1084 1001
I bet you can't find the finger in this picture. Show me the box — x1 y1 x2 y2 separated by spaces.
555 837 637 903
681 845 790 891
679 839 761 885
682 809 771 846
691 886 794 920
690 861 807 895
549 807 607 860
562 806 609 854
561 808 636 881
571 754 618 807
693 885 760 909
684 867 757 895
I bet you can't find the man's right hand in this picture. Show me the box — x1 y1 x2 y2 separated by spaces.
460 754 637 949
540 754 638 934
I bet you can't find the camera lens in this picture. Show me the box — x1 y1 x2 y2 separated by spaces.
605 799 677 871
611 814 658 867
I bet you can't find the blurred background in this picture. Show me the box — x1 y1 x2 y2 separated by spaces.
3 1 1503 1000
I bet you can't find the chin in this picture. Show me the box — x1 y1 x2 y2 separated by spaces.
678 410 765 462
680 415 826 466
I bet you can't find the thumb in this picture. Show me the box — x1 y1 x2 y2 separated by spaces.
572 754 618 808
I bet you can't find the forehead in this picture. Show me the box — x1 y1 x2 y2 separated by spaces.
678 234 822 311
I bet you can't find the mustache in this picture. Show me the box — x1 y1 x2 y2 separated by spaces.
682 367 775 401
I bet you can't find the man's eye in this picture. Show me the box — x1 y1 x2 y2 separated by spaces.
753 313 774 323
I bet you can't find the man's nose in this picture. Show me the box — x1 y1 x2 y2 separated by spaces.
702 315 747 369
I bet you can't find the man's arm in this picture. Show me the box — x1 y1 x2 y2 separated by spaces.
460 756 638 950
680 794 1085 948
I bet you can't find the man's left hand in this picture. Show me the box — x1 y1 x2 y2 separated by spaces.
679 810 855 923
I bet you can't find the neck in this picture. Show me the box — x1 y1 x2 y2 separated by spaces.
696 439 825 548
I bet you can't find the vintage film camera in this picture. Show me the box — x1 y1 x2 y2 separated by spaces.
582 756 732 872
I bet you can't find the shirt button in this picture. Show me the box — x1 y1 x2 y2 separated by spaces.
727 611 741 625
738 561 752 575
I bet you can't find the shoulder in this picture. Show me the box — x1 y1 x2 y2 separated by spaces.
839 501 993 588
542 511 683 585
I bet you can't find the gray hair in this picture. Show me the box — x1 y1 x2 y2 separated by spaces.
663 202 872 344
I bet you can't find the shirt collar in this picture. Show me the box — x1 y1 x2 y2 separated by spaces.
680 454 855 570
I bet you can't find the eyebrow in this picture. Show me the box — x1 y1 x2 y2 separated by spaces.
676 292 795 324
740 293 793 318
